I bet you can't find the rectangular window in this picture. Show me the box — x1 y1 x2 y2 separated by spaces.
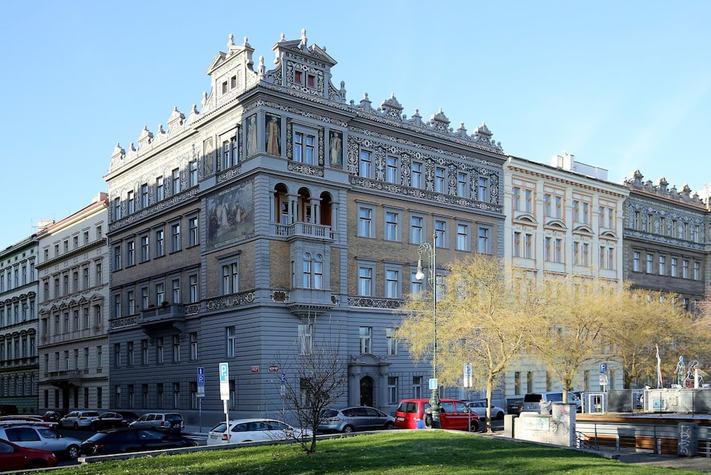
188 217 199 246
513 231 522 258
513 187 521 211
477 226 490 254
359 326 372 354
156 176 165 201
127 290 135 315
633 251 640 272
387 376 399 404
155 282 165 305
671 257 678 277
190 333 198 360
582 202 590 224
157 384 163 408
385 211 399 241
170 223 181 252
155 229 165 257
545 237 552 262
127 342 134 366
113 293 121 318
189 160 198 187
359 150 372 177
411 162 422 188
127 191 135 214
524 189 533 213
412 376 422 399
171 278 180 304
523 233 533 259
582 242 589 265
573 200 580 223
358 207 373 238
554 238 563 263
693 261 701 281
410 215 423 244
141 287 149 310
435 220 447 248
156 337 164 364
682 259 689 279
456 223 469 251
113 245 122 270
140 184 149 208
358 266 373 296
457 172 468 197
555 196 562 218
385 156 398 184
527 371 534 394
172 335 180 363
113 343 121 368
226 326 237 357
514 371 521 395
646 254 654 274
298 323 313 356
386 327 398 356
173 383 180 409
410 270 423 295
189 275 198 303
293 131 316 164
141 340 148 365
97 346 103 373
126 240 135 266
434 167 445 193
222 263 239 295
171 168 180 194
140 235 149 262
658 255 666 275
385 269 399 298
113 198 122 221
477 176 489 202
544 194 552 217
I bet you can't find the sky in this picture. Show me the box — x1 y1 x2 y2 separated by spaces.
1 1 710 249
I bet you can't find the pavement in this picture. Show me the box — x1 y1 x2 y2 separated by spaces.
616 453 711 472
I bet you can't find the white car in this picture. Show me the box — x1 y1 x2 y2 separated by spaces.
59 411 100 429
0 425 82 459
207 418 312 446
464 401 506 419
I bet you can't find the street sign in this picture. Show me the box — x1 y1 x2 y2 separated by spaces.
219 362 229 401
599 362 608 374
463 363 473 388
429 378 438 390
197 367 205 398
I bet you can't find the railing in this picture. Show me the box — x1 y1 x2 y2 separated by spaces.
139 304 186 324
46 369 83 380
347 296 404 309
274 222 334 240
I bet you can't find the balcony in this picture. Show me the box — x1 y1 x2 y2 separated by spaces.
285 288 336 317
44 369 83 387
137 304 186 333
0 356 38 370
274 222 334 241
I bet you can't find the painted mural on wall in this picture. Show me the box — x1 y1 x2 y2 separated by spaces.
206 180 254 250
245 114 257 157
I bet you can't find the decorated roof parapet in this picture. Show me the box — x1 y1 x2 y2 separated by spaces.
624 170 707 208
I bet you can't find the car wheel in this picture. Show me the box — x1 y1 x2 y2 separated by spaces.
73 422 79 430
496 411 504 420
469 421 479 432
384 422 394 430
342 425 354 433
67 445 80 459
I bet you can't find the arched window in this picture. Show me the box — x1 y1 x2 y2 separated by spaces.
273 184 289 224
302 253 312 288
313 254 323 289
298 188 311 223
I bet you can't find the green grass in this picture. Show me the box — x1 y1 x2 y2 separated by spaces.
55 431 698 475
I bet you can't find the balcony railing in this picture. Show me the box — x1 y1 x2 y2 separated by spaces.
274 222 334 240
138 304 186 332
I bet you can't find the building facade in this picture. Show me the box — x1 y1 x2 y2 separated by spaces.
502 153 629 398
623 171 708 311
37 194 110 412
0 235 40 414
105 31 506 425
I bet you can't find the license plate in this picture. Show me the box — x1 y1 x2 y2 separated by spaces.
396 417 405 421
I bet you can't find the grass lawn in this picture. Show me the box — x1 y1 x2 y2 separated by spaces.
55 431 699 475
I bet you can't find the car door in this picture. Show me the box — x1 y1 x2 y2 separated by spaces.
137 430 166 451
37 428 64 452
437 401 455 429
0 440 26 471
229 423 249 443
363 408 383 429
265 421 291 441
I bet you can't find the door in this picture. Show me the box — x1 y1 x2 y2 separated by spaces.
359 376 374 407
363 407 384 429
5 427 42 450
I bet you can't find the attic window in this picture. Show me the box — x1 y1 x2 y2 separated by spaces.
221 81 228 95
294 70 303 84
307 74 316 88
230 75 237 89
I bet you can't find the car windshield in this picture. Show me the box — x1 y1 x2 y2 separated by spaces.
547 393 563 402
37 429 60 439
321 410 339 418
397 402 418 413
211 423 227 433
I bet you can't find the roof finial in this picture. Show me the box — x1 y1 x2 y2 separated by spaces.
243 36 250 48
227 33 235 48
299 28 307 48
258 56 266 77
280 32 286 41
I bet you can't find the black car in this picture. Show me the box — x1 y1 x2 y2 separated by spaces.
90 412 128 431
41 411 66 423
115 411 140 424
80 428 197 456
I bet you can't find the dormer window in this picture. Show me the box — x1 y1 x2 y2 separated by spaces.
307 74 316 88
294 70 303 84
221 81 228 95
230 75 237 89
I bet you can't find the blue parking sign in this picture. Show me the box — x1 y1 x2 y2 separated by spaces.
197 367 205 398
600 363 608 374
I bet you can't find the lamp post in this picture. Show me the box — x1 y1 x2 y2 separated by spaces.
416 232 441 428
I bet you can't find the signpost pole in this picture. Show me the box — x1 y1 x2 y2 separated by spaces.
197 367 206 434
199 397 202 434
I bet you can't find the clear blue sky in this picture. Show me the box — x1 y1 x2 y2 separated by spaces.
1 1 710 249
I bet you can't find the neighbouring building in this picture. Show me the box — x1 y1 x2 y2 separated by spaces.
502 153 629 398
0 234 40 414
36 193 110 412
105 30 506 425
623 171 708 312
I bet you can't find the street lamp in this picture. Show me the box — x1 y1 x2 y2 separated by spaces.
416 232 441 428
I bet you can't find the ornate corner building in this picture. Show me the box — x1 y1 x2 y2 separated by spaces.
104 31 505 424
36 194 110 412
0 235 40 414
623 171 708 309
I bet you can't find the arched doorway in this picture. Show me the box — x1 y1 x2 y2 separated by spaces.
360 376 374 407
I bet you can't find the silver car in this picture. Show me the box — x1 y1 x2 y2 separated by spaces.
318 406 395 433
464 401 506 419
0 425 81 459
129 413 184 431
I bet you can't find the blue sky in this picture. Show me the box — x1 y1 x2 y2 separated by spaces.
1 1 710 248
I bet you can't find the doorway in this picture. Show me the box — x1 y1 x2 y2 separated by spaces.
360 376 374 407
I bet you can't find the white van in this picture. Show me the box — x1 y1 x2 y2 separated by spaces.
522 392 581 413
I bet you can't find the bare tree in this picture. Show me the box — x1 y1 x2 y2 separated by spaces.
275 325 346 454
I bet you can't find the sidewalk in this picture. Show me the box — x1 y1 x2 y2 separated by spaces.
617 453 711 472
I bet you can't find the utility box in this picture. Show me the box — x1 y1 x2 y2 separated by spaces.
503 414 516 438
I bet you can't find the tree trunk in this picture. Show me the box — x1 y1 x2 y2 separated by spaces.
485 375 494 433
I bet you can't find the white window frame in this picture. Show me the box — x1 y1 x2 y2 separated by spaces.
456 223 470 251
358 206 374 238
359 150 372 178
384 210 400 241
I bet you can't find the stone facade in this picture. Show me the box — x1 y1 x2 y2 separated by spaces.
36 194 110 412
104 31 506 426
623 171 708 310
0 235 40 413
502 154 629 399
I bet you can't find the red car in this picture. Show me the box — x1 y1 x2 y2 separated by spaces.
394 399 480 431
0 438 58 471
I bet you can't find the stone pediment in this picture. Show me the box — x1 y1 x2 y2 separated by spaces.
349 354 389 368
544 219 567 230
573 224 593 235
514 213 537 225
599 230 617 240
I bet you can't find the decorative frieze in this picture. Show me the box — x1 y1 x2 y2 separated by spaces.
204 291 256 312
287 161 324 177
347 296 403 309
109 315 139 330
109 187 199 232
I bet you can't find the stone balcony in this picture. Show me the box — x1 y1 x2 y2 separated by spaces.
275 288 336 317
137 303 186 333
274 222 335 241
